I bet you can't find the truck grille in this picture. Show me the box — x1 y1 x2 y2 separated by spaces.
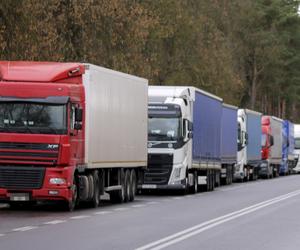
0 142 59 165
0 166 45 189
144 154 173 185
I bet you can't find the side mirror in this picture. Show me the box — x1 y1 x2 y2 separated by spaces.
74 123 82 130
184 120 193 142
75 108 83 122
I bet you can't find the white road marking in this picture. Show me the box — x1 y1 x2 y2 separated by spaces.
12 226 38 232
219 186 245 192
172 197 183 200
43 220 67 225
0 234 5 237
70 215 91 220
136 189 300 250
131 204 146 208
146 201 159 205
94 211 113 215
114 207 129 211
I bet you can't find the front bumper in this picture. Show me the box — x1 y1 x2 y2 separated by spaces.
138 179 187 191
0 187 71 203
258 161 269 176
0 166 73 202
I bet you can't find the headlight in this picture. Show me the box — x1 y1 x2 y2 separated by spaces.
49 178 66 185
173 168 181 179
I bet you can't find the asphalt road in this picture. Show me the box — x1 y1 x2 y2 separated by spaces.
1 175 300 250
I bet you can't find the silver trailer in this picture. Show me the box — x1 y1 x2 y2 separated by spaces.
269 116 283 166
77 64 148 208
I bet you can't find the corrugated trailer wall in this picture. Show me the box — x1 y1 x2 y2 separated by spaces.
246 110 262 163
270 117 283 164
192 91 222 166
83 64 148 169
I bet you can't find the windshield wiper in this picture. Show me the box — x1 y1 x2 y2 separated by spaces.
35 127 59 135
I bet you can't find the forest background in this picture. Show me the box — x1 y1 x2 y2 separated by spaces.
0 0 300 120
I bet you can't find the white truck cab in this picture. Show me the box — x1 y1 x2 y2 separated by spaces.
293 124 300 173
235 110 248 180
142 87 194 190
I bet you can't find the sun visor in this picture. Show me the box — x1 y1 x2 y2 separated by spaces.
0 96 70 104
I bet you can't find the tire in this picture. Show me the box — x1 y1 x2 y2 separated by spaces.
206 170 213 192
124 170 131 202
190 172 198 194
244 168 249 182
229 167 233 184
129 170 136 202
64 177 78 212
211 171 215 191
269 166 273 178
89 171 100 208
110 169 125 203
203 171 210 192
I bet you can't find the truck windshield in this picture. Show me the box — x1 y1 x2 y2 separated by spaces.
0 102 67 134
295 138 300 149
148 117 181 141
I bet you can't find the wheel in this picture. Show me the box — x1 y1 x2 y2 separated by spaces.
229 167 233 184
64 177 78 212
129 170 137 202
215 171 220 187
110 169 125 203
203 170 210 192
206 170 213 192
244 168 249 182
210 170 215 191
89 171 100 208
190 172 198 194
124 170 131 202
270 166 274 178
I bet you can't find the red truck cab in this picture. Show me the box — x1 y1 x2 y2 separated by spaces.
0 61 85 207
260 116 274 178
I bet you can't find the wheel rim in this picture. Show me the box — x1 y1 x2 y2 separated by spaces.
194 174 198 193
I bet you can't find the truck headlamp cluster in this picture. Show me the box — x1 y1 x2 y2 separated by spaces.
235 164 241 172
49 178 66 185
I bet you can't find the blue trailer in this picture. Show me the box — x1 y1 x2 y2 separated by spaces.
220 104 238 185
192 89 223 189
234 109 262 181
144 86 223 193
281 120 295 175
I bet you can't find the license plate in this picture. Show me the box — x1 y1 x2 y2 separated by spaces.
9 193 30 201
142 184 157 189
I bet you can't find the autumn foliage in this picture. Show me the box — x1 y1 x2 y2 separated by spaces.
0 0 300 120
